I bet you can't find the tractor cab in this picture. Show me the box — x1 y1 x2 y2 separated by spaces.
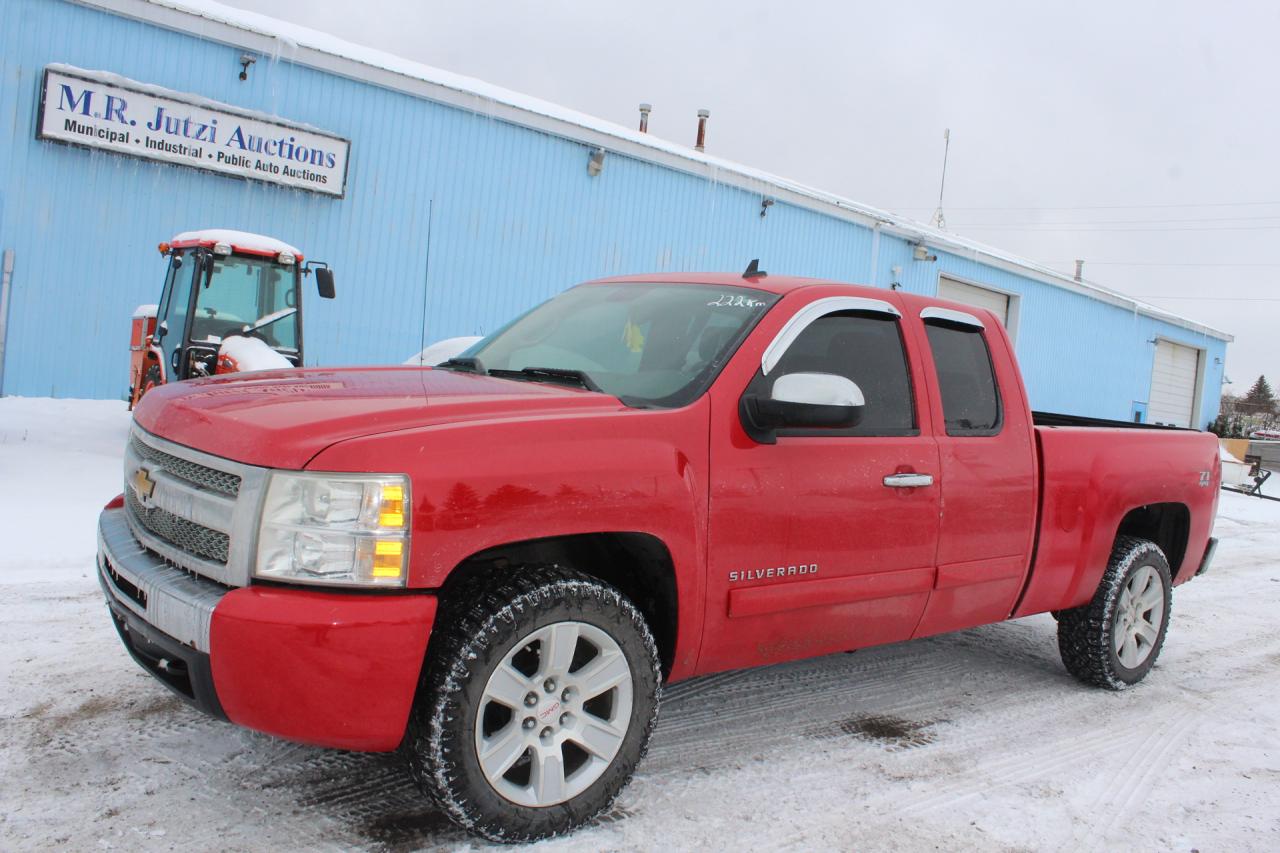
129 229 335 407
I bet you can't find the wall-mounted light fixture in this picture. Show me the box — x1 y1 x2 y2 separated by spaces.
760 198 774 218
587 148 605 177
890 264 903 290
911 243 936 262
239 54 256 81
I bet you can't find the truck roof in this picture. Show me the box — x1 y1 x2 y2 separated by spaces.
585 273 1000 327
586 272 863 296
169 229 303 261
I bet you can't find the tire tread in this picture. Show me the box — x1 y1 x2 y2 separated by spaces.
1057 535 1172 690
406 565 661 843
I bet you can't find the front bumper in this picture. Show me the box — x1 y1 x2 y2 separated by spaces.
98 507 438 751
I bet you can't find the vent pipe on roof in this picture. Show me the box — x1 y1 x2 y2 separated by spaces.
1074 259 1084 282
695 109 710 152
638 103 651 133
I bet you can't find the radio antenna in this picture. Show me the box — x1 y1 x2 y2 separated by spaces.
932 128 951 230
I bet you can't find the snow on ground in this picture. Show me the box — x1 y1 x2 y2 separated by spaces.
1 396 1278 852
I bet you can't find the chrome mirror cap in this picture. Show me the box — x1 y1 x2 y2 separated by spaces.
771 372 865 408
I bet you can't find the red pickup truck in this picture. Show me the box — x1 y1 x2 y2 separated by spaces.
98 271 1220 841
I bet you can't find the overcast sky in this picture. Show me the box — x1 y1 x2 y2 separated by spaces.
227 0 1279 392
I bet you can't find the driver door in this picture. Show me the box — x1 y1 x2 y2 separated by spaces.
698 295 941 674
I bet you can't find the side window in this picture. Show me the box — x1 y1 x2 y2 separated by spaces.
157 254 194 368
752 311 916 436
923 320 1002 436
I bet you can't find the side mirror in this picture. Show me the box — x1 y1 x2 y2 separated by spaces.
740 372 865 444
202 252 216 288
314 267 335 299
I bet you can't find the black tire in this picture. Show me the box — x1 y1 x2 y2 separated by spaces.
1057 536 1173 690
406 565 661 842
141 365 162 397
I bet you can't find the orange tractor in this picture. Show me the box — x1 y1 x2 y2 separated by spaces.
128 229 335 408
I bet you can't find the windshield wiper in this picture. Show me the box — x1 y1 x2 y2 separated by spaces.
486 366 602 393
437 356 483 373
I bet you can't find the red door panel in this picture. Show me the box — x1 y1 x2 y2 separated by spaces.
901 298 1039 638
698 288 942 674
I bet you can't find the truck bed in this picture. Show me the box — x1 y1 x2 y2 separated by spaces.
1014 421 1220 618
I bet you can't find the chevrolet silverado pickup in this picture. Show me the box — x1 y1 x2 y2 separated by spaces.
97 271 1220 841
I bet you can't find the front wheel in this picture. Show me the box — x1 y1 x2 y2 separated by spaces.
1058 536 1173 689
407 566 661 842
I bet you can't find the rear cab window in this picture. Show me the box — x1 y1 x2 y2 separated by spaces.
922 314 1003 436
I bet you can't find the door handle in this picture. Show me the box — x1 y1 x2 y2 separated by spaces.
883 473 934 488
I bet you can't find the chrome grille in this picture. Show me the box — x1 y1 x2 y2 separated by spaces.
129 434 242 496
124 427 268 587
126 489 230 565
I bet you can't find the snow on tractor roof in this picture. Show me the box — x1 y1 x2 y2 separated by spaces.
170 229 302 259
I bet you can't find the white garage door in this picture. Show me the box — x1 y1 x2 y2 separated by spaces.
937 278 1010 326
1148 340 1200 427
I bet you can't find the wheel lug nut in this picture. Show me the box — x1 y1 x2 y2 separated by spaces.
540 726 553 741
524 692 538 707
522 717 536 730
544 678 556 693
561 687 575 702
560 712 574 726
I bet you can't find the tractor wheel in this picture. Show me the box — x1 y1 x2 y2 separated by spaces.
139 365 162 401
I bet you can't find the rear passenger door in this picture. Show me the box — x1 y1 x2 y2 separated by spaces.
910 307 1038 637
700 294 941 674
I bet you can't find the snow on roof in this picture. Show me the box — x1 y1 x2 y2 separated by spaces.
45 62 335 135
170 229 302 257
95 0 1230 342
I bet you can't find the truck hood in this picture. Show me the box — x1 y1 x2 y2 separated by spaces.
133 367 624 469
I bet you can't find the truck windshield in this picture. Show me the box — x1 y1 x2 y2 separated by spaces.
190 255 299 352
457 283 779 407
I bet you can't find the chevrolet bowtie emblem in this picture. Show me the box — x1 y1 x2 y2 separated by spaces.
133 467 156 502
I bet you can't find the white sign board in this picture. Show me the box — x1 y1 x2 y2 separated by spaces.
37 66 350 197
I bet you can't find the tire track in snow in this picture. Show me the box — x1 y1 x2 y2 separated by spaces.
1086 712 1200 849
888 725 1147 817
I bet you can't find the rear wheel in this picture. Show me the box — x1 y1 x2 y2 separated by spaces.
1058 536 1172 689
406 566 661 842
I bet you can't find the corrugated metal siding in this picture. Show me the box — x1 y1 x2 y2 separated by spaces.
874 242 1227 424
0 0 1227 427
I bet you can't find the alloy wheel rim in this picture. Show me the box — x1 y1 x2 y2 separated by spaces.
474 620 633 807
1113 565 1165 669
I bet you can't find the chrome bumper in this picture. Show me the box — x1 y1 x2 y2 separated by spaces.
97 507 229 653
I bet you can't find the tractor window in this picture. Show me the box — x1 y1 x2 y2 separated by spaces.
158 253 196 373
192 257 299 351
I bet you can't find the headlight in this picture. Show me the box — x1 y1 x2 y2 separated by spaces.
255 472 410 587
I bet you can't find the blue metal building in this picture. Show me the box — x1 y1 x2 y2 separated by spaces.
0 0 1231 428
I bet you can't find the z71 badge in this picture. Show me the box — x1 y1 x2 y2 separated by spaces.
728 564 818 583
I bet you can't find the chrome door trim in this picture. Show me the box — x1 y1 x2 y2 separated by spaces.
762 296 901 376
921 306 985 329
